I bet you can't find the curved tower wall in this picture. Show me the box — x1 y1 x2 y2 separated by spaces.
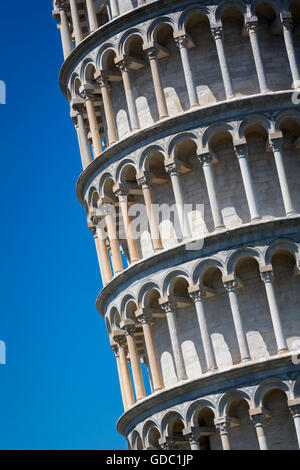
53 0 300 450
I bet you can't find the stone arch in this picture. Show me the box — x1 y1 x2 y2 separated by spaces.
167 132 201 160
142 420 161 449
264 239 299 266
115 158 138 183
215 0 247 23
251 0 280 17
119 27 146 55
96 43 118 71
87 186 99 209
109 306 121 329
186 398 217 426
98 172 115 197
202 122 235 149
225 247 262 275
161 410 186 438
218 389 252 417
120 293 137 320
70 73 81 98
147 16 176 43
137 281 161 308
238 115 272 139
178 4 211 31
131 430 143 450
192 258 224 285
254 378 291 407
275 110 300 135
138 144 167 172
80 58 96 84
162 269 191 296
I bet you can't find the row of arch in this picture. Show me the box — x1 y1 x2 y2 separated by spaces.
106 239 300 327
128 376 300 450
85 111 300 199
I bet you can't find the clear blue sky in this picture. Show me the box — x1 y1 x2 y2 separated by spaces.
0 2 126 450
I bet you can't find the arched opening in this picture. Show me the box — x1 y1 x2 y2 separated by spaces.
193 406 216 450
147 426 161 450
226 397 258 449
185 12 222 103
263 388 298 449
167 416 189 450
270 249 298 350
202 266 240 367
234 255 276 357
255 2 291 91
152 22 187 114
221 6 258 96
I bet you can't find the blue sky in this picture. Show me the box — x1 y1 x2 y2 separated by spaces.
0 2 126 449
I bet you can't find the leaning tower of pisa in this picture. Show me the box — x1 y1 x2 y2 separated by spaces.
53 0 300 450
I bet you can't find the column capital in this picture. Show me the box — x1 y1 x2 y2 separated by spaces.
55 0 69 12
113 182 129 199
159 297 176 314
211 25 223 40
79 85 94 101
289 405 300 418
198 152 213 166
260 265 274 283
71 98 85 114
280 12 294 31
164 160 179 176
222 274 241 292
112 328 127 346
245 17 259 35
143 44 158 60
120 319 137 336
234 139 248 159
114 55 130 73
135 308 154 325
268 131 283 152
188 284 215 301
214 418 230 434
94 71 110 89
137 171 153 189
174 33 188 49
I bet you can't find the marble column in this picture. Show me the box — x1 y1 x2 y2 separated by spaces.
86 0 98 32
73 103 93 169
145 46 169 119
89 217 113 285
137 173 163 252
55 0 73 59
211 26 234 99
165 162 192 239
110 0 120 19
114 184 140 264
223 277 251 362
69 0 82 46
136 310 164 392
99 202 123 275
234 143 260 221
215 420 231 450
160 300 187 381
112 344 128 411
289 404 300 448
121 321 146 401
260 268 288 353
189 287 217 372
281 14 300 89
269 136 296 216
198 153 225 231
174 33 199 108
113 332 135 408
80 87 102 157
250 413 268 450
245 18 269 94
95 73 118 145
115 57 140 131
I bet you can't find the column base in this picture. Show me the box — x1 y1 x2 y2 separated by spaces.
278 348 289 355
260 89 271 94
293 81 300 89
214 224 225 232
286 211 298 217
190 103 200 109
250 216 261 222
241 357 251 363
159 114 169 120
130 257 140 264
